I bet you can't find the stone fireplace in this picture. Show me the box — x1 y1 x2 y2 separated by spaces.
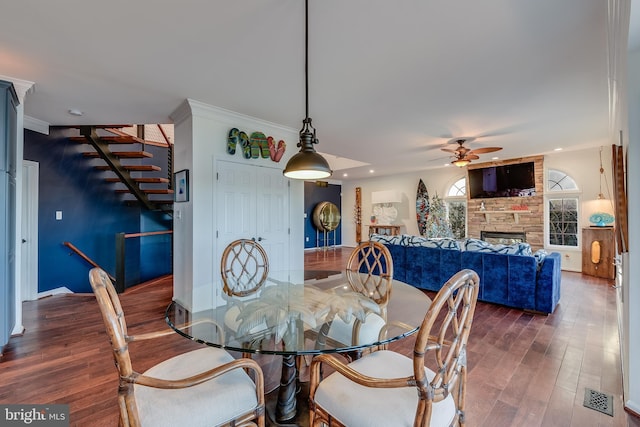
467 155 544 251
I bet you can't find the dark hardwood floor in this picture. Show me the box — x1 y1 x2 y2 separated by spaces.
1 246 638 426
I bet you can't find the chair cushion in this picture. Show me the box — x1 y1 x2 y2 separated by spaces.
135 347 258 427
327 312 386 346
314 350 456 427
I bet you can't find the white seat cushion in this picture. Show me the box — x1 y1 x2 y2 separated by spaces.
135 347 258 427
314 350 456 427
327 312 386 346
224 304 269 335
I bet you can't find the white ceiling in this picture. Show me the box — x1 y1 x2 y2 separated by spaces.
1 0 637 180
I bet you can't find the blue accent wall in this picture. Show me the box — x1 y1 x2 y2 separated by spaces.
304 181 342 249
23 128 172 293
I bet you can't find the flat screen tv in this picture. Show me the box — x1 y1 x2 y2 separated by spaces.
468 162 536 199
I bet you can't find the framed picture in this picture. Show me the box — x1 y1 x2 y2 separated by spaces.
174 169 189 202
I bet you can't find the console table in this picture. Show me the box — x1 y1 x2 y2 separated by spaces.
368 224 401 237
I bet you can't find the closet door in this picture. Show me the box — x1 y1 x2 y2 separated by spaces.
215 160 290 276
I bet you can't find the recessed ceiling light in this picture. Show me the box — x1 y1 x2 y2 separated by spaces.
491 156 499 160
68 109 83 116
444 163 450 167
554 147 563 151
342 173 348 177
369 169 374 173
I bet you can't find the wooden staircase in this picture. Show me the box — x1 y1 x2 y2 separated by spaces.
70 125 174 212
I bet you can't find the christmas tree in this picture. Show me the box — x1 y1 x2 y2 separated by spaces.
424 194 454 238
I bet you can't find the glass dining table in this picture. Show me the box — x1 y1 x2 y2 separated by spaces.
165 270 431 426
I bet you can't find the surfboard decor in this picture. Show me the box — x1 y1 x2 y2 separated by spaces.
416 179 430 237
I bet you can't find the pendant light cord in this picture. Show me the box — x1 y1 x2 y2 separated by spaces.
305 0 309 120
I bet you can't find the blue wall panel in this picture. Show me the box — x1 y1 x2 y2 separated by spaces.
23 128 172 293
303 181 342 249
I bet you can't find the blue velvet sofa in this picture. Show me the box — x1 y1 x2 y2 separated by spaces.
370 235 561 314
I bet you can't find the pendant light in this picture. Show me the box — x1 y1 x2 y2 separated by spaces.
283 0 332 179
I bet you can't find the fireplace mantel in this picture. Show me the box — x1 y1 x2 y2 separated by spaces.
479 209 530 224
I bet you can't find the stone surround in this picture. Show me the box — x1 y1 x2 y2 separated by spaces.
467 155 544 251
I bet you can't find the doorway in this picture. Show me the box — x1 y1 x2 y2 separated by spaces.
21 160 38 301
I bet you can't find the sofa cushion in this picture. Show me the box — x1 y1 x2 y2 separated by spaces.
462 238 532 256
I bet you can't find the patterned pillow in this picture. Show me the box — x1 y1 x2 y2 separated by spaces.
410 237 460 250
463 238 532 256
370 234 461 250
369 233 402 245
533 249 548 270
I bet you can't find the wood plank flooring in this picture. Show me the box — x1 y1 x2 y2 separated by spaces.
1 247 638 426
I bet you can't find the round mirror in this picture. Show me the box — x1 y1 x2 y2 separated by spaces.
312 201 341 232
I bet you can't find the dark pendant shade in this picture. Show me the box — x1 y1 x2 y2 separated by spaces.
284 128 332 179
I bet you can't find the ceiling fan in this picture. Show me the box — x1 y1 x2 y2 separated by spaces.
441 137 502 167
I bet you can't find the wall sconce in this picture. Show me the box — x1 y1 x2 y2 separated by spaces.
371 190 402 225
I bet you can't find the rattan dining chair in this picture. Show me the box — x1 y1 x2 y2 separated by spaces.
220 239 271 359
89 268 265 427
324 241 394 348
309 269 480 427
220 239 269 297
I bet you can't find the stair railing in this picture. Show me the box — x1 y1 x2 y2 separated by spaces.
115 230 173 293
63 241 117 283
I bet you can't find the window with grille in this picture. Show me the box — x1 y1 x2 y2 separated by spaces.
547 169 579 247
445 177 467 239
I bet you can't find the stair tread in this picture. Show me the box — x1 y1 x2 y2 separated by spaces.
115 189 175 194
83 151 153 158
95 165 161 171
105 177 170 183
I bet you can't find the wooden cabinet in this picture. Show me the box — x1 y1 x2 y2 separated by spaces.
368 224 401 237
582 227 615 279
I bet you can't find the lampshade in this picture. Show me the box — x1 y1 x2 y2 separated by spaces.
452 158 470 167
283 128 332 179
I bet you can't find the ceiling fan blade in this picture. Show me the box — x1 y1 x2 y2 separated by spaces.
464 154 480 160
441 148 457 153
469 147 502 155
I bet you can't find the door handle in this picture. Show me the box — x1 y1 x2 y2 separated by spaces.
22 238 27 243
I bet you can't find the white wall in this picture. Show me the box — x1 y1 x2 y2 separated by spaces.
624 48 640 415
545 147 614 271
341 166 464 246
170 100 302 311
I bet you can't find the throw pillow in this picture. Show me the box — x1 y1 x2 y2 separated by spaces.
463 238 532 256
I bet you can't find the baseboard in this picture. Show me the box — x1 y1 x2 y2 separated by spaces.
37 287 73 299
625 400 640 419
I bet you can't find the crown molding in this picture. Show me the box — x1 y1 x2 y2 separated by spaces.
170 98 297 135
24 115 50 135
0 74 35 103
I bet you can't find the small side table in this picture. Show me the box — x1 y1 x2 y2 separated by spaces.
368 224 401 237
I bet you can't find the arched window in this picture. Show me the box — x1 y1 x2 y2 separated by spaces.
546 169 579 247
548 169 578 191
445 177 467 239
447 178 466 197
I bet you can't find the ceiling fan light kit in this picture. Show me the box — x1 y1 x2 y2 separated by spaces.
283 0 332 180
452 158 470 167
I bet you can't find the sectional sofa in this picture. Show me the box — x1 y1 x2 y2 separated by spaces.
370 234 561 314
